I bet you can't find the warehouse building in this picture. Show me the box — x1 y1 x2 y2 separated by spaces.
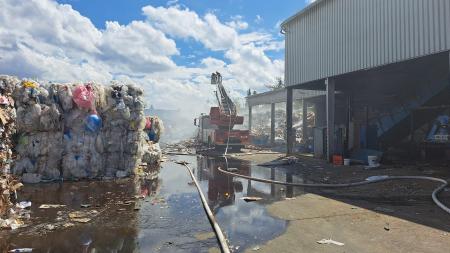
281 0 450 162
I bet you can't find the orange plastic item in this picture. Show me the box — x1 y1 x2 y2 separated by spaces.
332 155 343 165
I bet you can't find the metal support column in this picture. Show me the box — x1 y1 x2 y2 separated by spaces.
286 87 294 154
248 106 252 131
326 78 335 162
302 99 307 144
270 103 275 146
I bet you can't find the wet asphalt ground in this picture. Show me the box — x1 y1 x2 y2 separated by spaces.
0 155 303 253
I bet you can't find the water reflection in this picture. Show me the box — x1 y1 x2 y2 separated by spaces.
1 156 302 253
195 156 294 250
0 179 143 252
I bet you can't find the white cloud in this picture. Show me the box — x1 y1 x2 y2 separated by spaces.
100 21 178 73
0 0 285 139
141 5 284 93
226 15 249 30
143 5 239 51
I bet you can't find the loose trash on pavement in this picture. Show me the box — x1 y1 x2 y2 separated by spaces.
39 204 66 209
241 197 263 202
9 248 33 253
316 238 345 246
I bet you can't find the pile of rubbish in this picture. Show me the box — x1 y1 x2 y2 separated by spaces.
0 174 24 228
0 76 16 175
0 75 163 183
250 109 315 146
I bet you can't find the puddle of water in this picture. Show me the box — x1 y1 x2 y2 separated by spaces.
0 155 307 253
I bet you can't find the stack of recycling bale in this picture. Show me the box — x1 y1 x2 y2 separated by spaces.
9 76 159 182
0 76 18 175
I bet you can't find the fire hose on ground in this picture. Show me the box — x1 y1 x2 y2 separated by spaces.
217 167 450 215
176 161 231 253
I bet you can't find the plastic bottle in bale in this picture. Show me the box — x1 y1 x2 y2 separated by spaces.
85 114 102 133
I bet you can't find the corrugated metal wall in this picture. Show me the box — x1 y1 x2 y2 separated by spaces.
284 0 450 87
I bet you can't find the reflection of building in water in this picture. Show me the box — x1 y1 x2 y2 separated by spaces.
196 156 306 213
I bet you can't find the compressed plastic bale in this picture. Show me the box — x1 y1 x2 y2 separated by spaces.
88 150 104 178
92 85 108 112
0 75 20 94
62 153 89 179
65 108 90 133
125 131 143 155
37 86 49 104
129 111 145 131
6 76 155 181
16 103 41 133
103 128 125 153
64 131 96 155
16 132 52 158
95 134 104 153
104 152 123 177
122 153 140 174
46 83 59 106
13 157 34 175
126 84 143 98
35 155 61 180
39 104 61 131
57 84 73 112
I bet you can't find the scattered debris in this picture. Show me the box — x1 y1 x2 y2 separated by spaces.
252 246 261 251
8 248 33 253
71 218 91 223
384 223 390 231
16 201 31 209
62 223 74 228
241 197 263 202
39 204 66 209
80 204 91 208
68 210 98 223
45 224 56 230
316 238 345 246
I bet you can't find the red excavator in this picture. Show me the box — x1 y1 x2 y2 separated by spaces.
195 72 250 151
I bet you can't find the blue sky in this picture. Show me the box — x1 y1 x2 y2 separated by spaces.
56 0 307 66
0 0 311 115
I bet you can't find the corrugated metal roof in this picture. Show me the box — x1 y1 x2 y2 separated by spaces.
281 0 326 29
283 0 450 87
